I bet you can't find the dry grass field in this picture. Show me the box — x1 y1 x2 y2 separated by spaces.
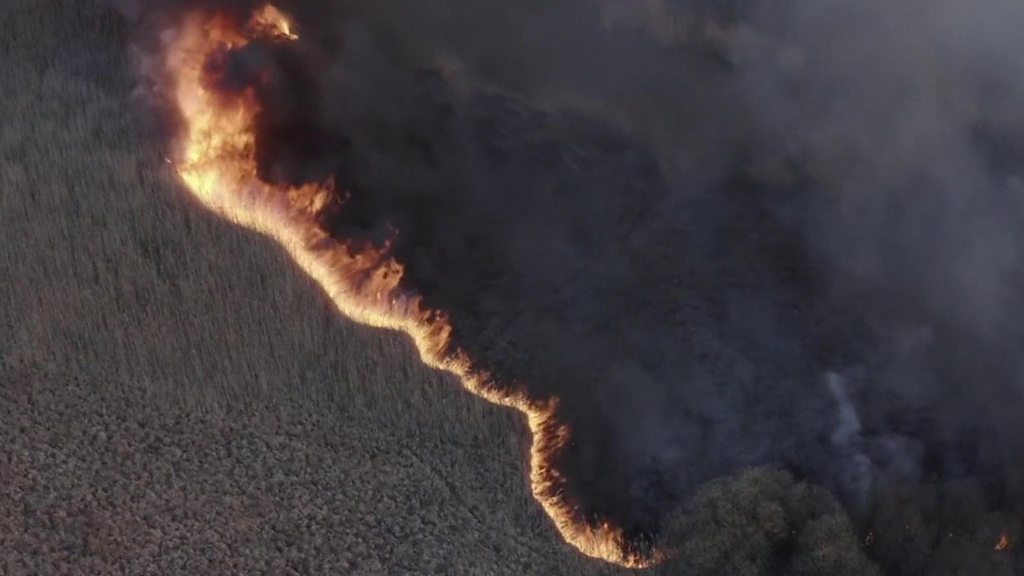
0 1 627 573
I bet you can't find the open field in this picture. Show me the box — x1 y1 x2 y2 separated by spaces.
0 1 625 573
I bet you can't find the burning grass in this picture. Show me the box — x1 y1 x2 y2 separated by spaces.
160 4 656 567
0 0 626 574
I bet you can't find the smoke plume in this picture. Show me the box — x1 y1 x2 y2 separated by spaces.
116 0 1024 572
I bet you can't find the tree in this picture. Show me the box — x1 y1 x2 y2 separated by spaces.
656 467 880 576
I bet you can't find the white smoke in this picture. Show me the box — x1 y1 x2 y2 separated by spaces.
827 372 872 512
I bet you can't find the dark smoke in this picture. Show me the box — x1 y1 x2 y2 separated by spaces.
117 0 1024 572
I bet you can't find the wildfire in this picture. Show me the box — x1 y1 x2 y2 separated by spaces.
995 532 1012 552
250 5 298 40
159 4 655 569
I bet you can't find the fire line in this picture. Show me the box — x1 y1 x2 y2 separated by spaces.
160 4 657 568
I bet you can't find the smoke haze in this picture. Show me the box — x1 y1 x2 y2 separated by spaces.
116 0 1024 572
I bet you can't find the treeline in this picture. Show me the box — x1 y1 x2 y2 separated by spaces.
655 469 1018 576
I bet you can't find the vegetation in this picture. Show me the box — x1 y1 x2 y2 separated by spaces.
656 469 880 576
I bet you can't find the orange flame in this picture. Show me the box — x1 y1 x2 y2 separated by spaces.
160 5 656 568
995 532 1012 552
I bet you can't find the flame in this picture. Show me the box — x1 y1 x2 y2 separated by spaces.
160 5 656 568
250 5 299 40
995 532 1012 552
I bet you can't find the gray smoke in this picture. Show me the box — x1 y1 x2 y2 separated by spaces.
827 372 872 512
115 0 1024 572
